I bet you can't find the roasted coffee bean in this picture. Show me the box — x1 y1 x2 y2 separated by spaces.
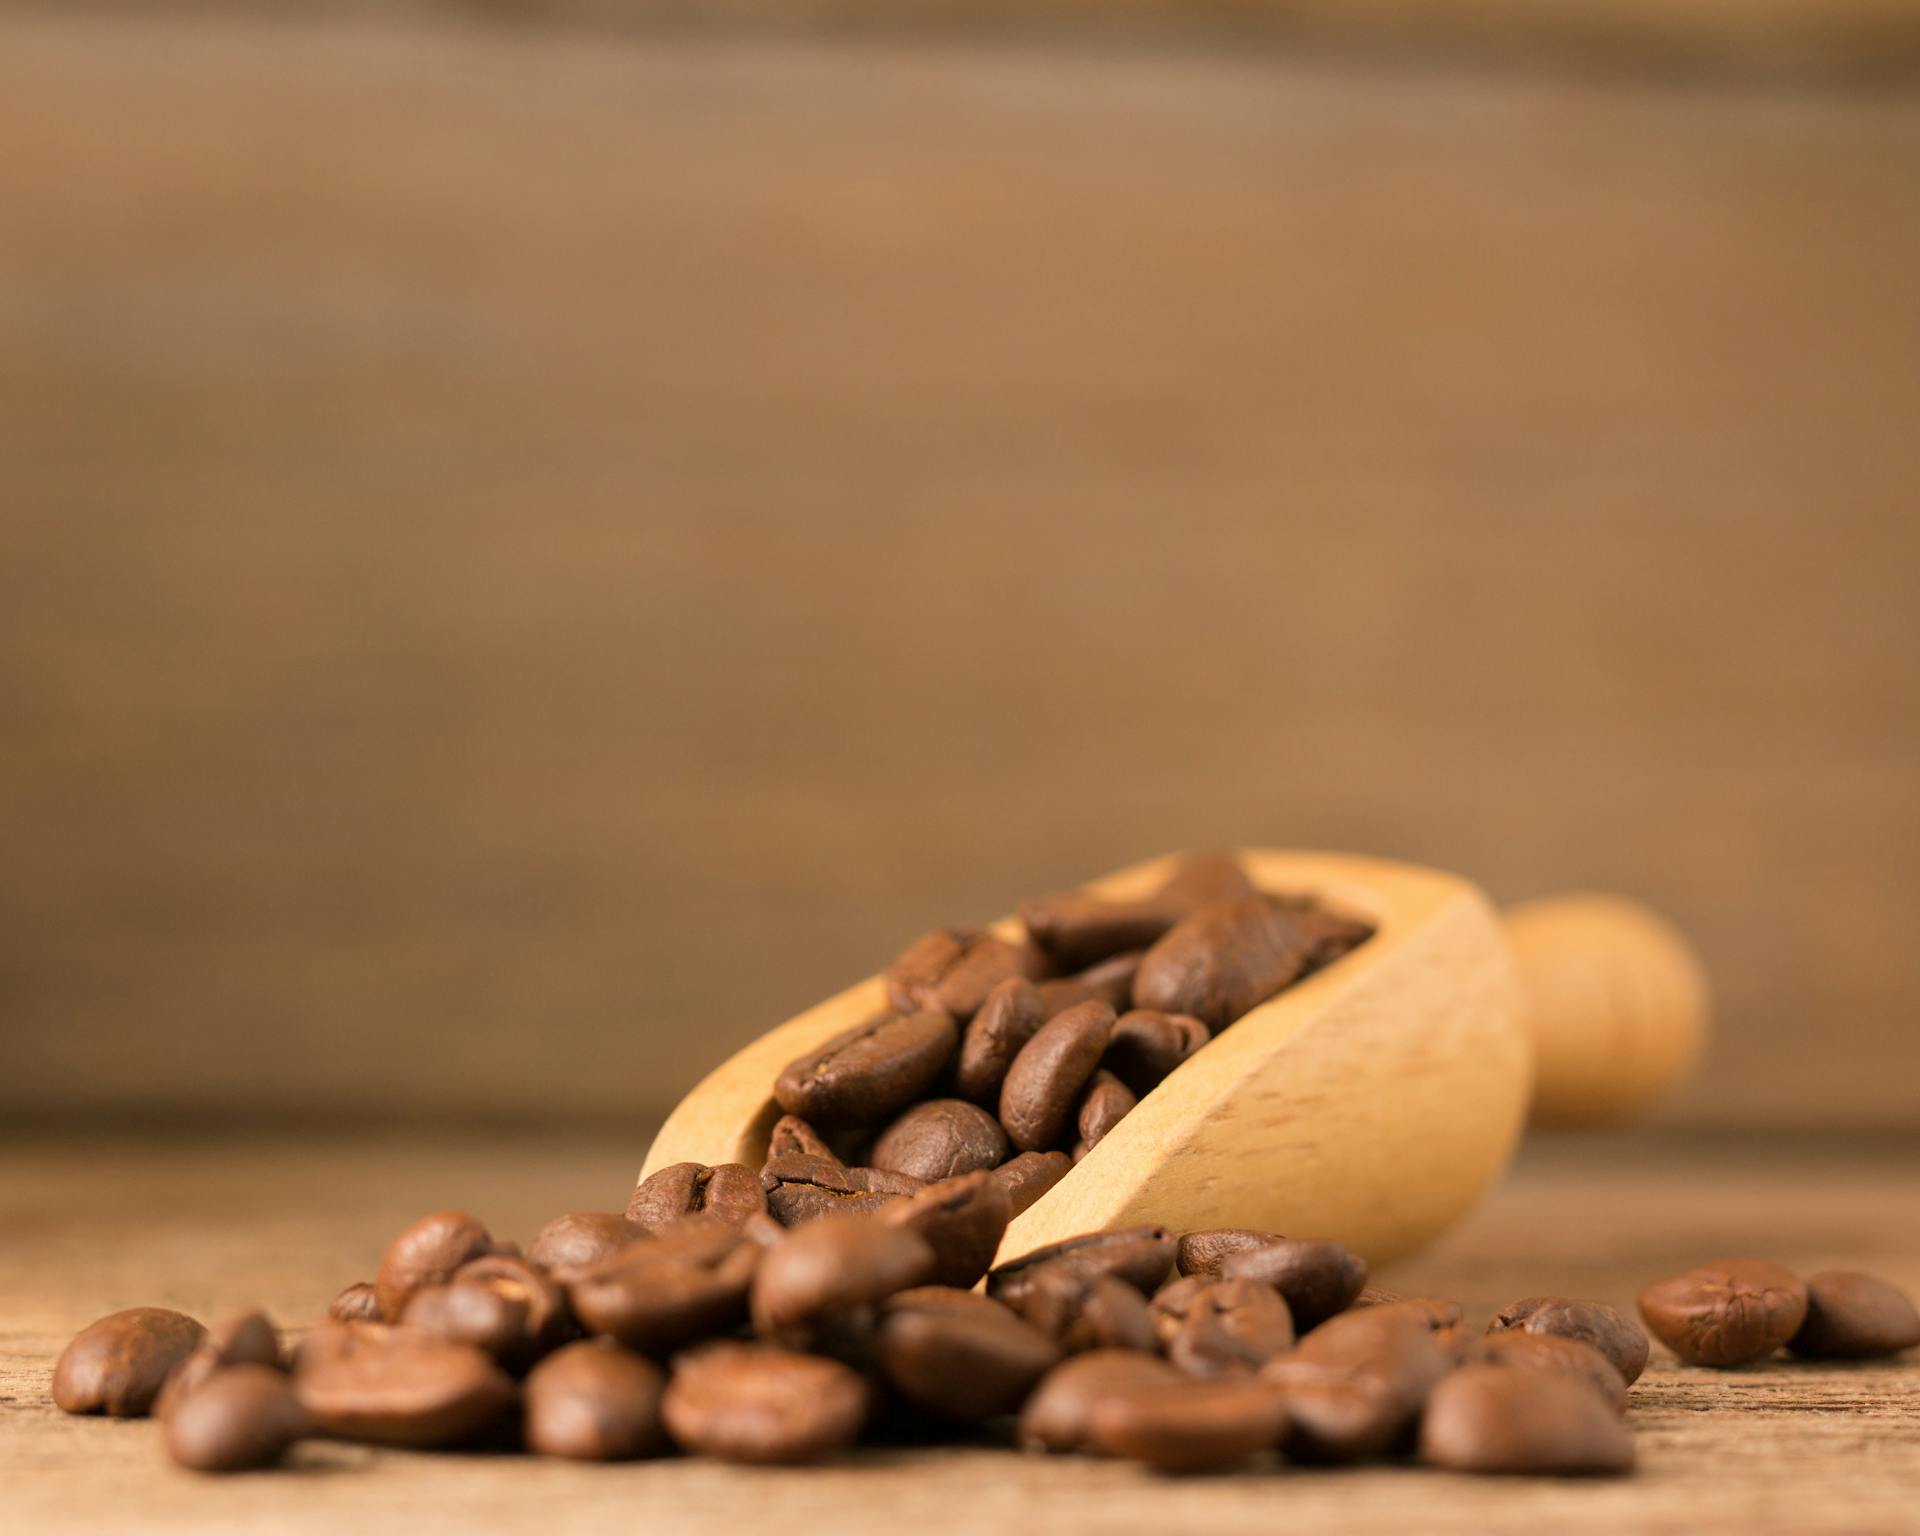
663 1342 869 1465
1104 1010 1210 1096
327 1283 383 1324
626 1162 768 1234
1176 1228 1287 1279
955 979 1050 1104
52 1307 206 1418
1132 897 1314 1030
1637 1258 1808 1367
527 1213 643 1278
566 1221 761 1354
373 1211 496 1321
876 1288 1061 1421
870 1099 1010 1183
885 928 1045 1020
1788 1271 1920 1359
1004 1264 1160 1354
1472 1330 1630 1414
750 1214 934 1351
403 1281 527 1363
1288 903 1376 971
999 1001 1116 1152
989 1224 1176 1305
991 1151 1073 1218
1020 854 1258 970
1489 1295 1649 1385
1063 951 1145 1012
1167 1278 1295 1378
881 1172 1011 1289
1075 1071 1136 1155
1263 1302 1451 1462
774 1009 959 1128
294 1325 516 1447
1151 1274 1212 1343
1420 1363 1634 1476
767 1114 840 1163
455 1253 570 1364
1352 1283 1402 1307
523 1338 668 1460
760 1154 923 1226
154 1310 282 1421
164 1364 308 1473
1019 1349 1181 1454
1086 1376 1288 1472
1219 1238 1367 1329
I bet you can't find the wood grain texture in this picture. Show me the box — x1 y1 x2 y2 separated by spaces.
645 849 1533 1264
4 1129 1917 1533
3 15 1920 1130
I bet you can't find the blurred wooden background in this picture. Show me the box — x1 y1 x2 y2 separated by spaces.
3 7 1918 1132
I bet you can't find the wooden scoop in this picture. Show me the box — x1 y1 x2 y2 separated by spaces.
641 851 1707 1265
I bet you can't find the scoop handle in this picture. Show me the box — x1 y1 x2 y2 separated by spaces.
1500 893 1710 1127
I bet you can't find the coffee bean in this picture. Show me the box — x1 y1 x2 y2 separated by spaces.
154 1310 282 1421
1788 1271 1920 1359
526 1213 643 1279
663 1343 869 1465
885 928 1045 1020
767 1114 840 1163
1132 897 1314 1030
881 1172 1011 1289
1003 1264 1160 1354
373 1211 496 1321
52 1307 206 1418
1263 1302 1450 1462
1472 1330 1630 1414
955 979 1050 1104
1062 951 1145 1012
760 1154 923 1226
523 1338 668 1460
1287 902 1376 972
164 1364 308 1473
1352 1283 1402 1306
1074 1070 1136 1154
1488 1295 1649 1385
1637 1258 1808 1366
566 1221 761 1354
1086 1376 1288 1472
991 1151 1072 1218
405 1254 567 1372
749 1214 934 1352
774 1009 959 1129
876 1288 1061 1422
1151 1274 1212 1344
626 1162 768 1234
989 1224 1176 1305
403 1279 525 1362
870 1099 1009 1183
1166 1278 1295 1378
1176 1228 1286 1279
999 1001 1115 1152
1018 1349 1181 1454
1219 1238 1367 1329
1104 1010 1210 1097
327 1283 383 1324
294 1325 516 1447
1420 1363 1634 1476
1020 854 1258 970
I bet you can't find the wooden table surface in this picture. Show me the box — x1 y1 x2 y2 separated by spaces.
5 1128 1917 1534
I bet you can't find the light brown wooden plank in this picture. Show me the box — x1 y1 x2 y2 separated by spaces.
4 16 1920 1129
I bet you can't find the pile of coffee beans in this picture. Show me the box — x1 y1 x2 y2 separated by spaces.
50 1179 1920 1477
741 853 1373 1217
45 853 1920 1481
